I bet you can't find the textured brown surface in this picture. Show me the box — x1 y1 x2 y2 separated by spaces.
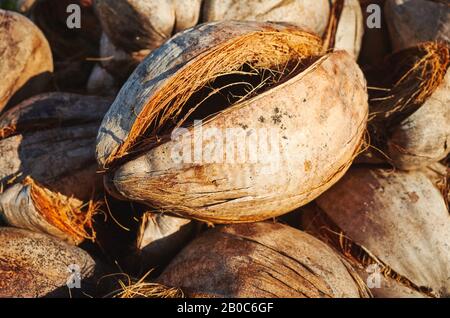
0 228 96 297
158 222 369 298
0 9 53 111
0 93 110 243
314 167 450 297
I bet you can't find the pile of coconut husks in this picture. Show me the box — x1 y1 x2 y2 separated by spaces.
0 0 448 298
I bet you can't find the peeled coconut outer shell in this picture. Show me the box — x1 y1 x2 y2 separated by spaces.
134 212 195 271
93 0 201 53
158 222 370 298
333 0 364 59
202 0 363 59
98 21 368 223
0 93 110 200
0 93 110 244
387 68 450 170
0 9 53 111
316 167 450 297
202 0 330 36
385 0 450 52
0 227 96 297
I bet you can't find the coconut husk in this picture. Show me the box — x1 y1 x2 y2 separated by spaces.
423 162 449 209
93 0 201 82
384 0 450 52
302 167 450 298
98 32 148 84
202 0 363 59
0 227 99 297
86 63 118 97
0 93 111 244
30 0 101 92
368 42 449 170
102 271 184 298
97 21 368 223
202 0 330 36
0 9 53 112
131 212 197 273
157 222 371 298
93 0 201 53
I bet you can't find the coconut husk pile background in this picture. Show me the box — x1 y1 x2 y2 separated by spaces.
0 0 448 298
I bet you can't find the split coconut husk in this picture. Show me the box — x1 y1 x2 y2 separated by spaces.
157 222 371 298
0 93 111 244
301 167 450 298
368 42 449 170
97 21 368 223
202 0 364 59
0 9 53 111
0 227 98 297
385 0 450 52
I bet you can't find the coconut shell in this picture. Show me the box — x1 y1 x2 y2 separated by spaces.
99 32 148 84
157 222 370 298
202 0 363 59
132 212 196 272
385 0 450 52
93 0 201 53
97 21 368 223
333 0 364 58
0 93 111 244
0 9 53 112
0 227 98 297
386 68 450 169
202 0 330 36
308 167 450 298
86 63 118 97
368 43 449 170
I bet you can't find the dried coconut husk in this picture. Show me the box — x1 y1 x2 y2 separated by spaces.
86 63 118 97
132 212 196 273
385 0 450 52
423 162 449 209
0 227 99 297
30 0 101 92
0 9 53 111
0 93 111 244
202 0 363 59
157 222 371 298
301 167 450 298
93 0 201 54
98 33 148 84
102 271 184 298
368 42 450 170
97 21 368 223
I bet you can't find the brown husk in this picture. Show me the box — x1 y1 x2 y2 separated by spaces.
0 9 53 111
304 167 450 297
0 227 98 297
157 222 371 298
